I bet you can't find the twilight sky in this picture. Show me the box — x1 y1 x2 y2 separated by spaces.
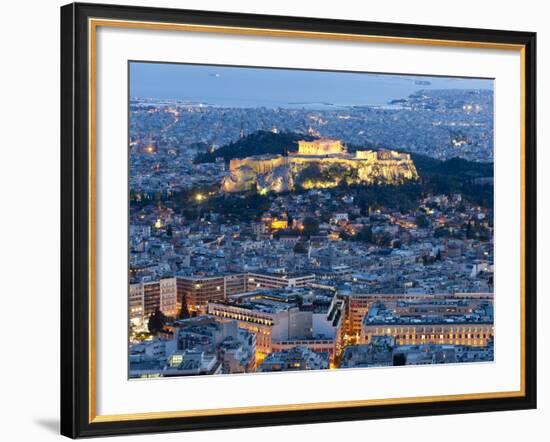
130 61 494 108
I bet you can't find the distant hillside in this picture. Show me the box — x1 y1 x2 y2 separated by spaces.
194 130 314 163
194 130 493 181
411 153 493 179
408 152 493 207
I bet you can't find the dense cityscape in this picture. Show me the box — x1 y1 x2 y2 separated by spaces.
128 66 494 378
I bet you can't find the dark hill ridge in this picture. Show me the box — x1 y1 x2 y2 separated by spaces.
194 130 493 180
411 154 493 179
194 130 314 164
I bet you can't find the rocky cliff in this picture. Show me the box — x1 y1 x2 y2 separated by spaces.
221 148 419 194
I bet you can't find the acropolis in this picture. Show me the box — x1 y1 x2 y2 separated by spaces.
221 138 419 194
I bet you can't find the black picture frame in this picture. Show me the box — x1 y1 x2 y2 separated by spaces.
61 2 537 438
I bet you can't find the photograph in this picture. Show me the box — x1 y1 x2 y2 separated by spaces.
128 62 495 378
0 0 543 440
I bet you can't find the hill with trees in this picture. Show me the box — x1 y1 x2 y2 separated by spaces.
194 130 314 163
195 130 493 181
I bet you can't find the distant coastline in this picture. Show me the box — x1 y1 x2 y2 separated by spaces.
131 87 493 110
130 61 494 109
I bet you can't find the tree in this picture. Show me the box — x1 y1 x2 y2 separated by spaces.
178 302 191 320
129 321 136 338
339 231 351 241
354 225 373 243
147 307 167 335
293 242 308 254
320 211 332 223
393 353 407 366
287 214 294 227
302 216 320 238
373 232 392 247
193 130 313 164
415 214 430 228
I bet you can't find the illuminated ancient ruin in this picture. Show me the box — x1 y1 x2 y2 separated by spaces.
221 139 419 193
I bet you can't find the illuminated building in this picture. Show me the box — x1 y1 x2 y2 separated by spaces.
341 292 493 336
270 218 288 230
207 288 344 361
360 298 494 347
142 282 159 319
176 272 314 314
221 138 418 193
296 139 345 155
129 277 178 325
207 301 276 353
245 272 315 290
224 273 248 296
159 278 178 317
129 283 145 328
176 275 226 313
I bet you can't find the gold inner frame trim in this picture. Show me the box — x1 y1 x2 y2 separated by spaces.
88 17 527 424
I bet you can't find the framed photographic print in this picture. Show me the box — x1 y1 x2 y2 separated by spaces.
60 2 537 438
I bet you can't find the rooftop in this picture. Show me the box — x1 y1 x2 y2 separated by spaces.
363 300 493 326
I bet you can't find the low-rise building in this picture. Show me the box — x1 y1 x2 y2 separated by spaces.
258 346 329 372
340 336 494 368
340 336 394 368
163 350 221 376
393 340 494 365
173 316 256 374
